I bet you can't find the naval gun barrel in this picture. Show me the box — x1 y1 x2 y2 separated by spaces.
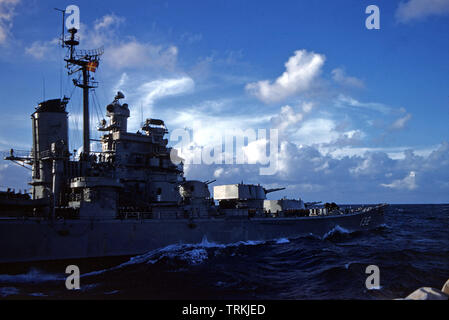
264 187 286 194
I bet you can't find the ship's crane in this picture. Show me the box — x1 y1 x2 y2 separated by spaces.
2 149 33 170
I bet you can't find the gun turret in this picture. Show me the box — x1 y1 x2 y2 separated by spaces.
304 201 322 208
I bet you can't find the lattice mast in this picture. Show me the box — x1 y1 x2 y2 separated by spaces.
57 13 103 158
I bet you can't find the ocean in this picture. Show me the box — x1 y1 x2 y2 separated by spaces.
0 204 448 300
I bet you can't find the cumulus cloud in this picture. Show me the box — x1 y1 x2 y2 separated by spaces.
164 97 426 199
105 41 178 70
349 152 395 177
94 14 124 31
331 68 364 88
396 0 449 23
166 99 449 203
323 130 366 148
381 171 417 190
87 15 178 71
246 50 325 104
328 145 436 160
270 104 306 132
291 118 340 145
242 138 272 165
25 13 179 72
186 139 449 203
25 38 59 60
168 107 272 162
0 0 20 45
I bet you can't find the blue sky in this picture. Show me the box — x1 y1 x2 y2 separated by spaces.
0 0 448 203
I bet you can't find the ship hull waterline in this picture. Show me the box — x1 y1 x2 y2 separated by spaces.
0 209 384 264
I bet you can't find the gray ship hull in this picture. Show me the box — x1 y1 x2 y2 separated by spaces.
0 208 384 264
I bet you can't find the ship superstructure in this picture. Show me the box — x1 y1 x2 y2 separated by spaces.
5 22 216 221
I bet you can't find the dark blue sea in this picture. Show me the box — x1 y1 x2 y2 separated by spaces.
0 204 448 300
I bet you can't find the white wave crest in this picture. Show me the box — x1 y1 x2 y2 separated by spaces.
83 236 265 277
275 238 290 244
322 225 352 240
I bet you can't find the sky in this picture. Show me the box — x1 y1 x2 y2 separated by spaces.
0 0 448 204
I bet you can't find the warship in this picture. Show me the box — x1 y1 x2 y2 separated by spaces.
0 18 386 265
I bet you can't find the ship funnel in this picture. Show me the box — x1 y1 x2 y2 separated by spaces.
31 98 69 203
